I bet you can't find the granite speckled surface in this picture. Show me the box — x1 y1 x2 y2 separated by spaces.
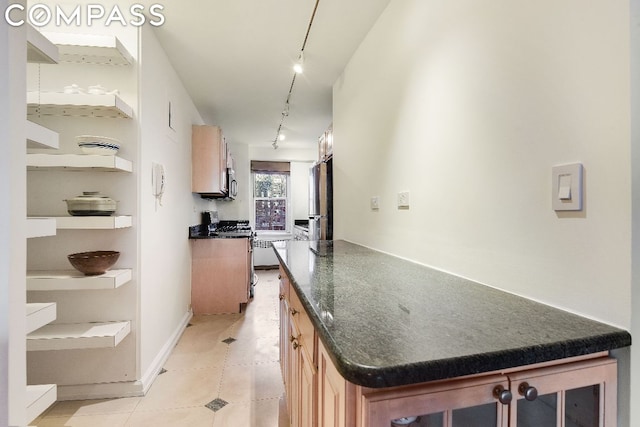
272 240 631 389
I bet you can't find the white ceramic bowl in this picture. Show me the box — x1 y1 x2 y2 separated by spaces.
76 135 121 155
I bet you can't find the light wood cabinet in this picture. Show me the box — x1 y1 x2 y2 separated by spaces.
278 266 619 427
345 353 616 427
192 125 228 197
279 267 318 427
191 238 251 314
317 340 354 427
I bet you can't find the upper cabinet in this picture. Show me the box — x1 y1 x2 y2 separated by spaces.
319 123 333 161
192 125 228 198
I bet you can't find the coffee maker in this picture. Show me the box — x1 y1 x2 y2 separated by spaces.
201 211 218 230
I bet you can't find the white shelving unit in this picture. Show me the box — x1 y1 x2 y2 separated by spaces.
21 29 60 424
26 303 57 335
26 121 59 150
27 321 131 351
23 29 135 404
27 25 59 64
26 384 57 424
27 269 132 291
27 92 134 118
27 153 133 172
55 216 132 229
41 32 133 65
26 217 57 239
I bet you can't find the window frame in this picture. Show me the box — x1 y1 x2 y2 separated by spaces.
252 171 291 235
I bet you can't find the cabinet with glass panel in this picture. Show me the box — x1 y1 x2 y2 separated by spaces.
359 357 617 427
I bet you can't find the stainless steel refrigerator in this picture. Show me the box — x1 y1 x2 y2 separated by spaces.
309 158 333 240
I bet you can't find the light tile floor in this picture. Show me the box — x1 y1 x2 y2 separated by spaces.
32 269 289 427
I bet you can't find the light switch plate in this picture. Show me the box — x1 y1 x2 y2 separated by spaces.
552 163 583 211
397 191 410 209
371 196 380 210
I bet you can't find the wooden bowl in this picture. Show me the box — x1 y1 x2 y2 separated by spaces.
67 251 120 276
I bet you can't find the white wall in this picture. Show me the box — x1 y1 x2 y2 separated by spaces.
1 2 27 423
335 0 630 327
334 0 632 421
138 25 206 383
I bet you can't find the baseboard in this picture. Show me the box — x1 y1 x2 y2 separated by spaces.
56 310 193 401
139 310 193 394
56 380 146 401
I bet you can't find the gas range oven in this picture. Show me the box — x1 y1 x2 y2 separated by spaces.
209 220 253 238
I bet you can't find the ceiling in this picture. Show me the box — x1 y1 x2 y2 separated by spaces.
150 0 391 148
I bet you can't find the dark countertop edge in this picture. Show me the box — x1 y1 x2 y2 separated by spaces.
273 244 632 389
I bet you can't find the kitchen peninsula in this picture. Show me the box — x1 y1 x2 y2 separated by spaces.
273 240 631 426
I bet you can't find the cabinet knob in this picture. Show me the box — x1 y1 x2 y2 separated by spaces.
278 274 282 279
493 385 512 405
279 294 285 301
290 308 299 316
518 382 538 401
290 335 296 343
292 341 300 350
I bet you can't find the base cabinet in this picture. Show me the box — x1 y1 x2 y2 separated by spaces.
191 238 251 314
277 267 619 427
280 268 317 427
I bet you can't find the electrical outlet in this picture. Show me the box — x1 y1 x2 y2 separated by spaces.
371 196 380 210
397 191 410 209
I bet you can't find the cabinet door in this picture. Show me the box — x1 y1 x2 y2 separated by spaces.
279 271 289 380
192 125 226 194
289 314 301 427
191 239 248 314
317 340 349 427
298 337 316 427
509 357 617 427
362 375 508 427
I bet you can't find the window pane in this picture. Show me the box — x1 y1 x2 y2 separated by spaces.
254 173 287 198
255 199 287 231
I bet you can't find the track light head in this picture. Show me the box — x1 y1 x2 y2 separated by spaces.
293 51 304 74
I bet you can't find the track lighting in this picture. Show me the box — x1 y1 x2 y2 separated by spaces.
272 0 320 149
293 51 304 74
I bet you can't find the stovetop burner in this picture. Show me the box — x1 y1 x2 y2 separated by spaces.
207 220 253 238
215 220 251 232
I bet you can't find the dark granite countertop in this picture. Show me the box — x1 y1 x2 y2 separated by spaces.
272 240 631 389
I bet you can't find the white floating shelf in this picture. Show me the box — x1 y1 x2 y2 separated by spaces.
27 269 132 291
27 218 57 238
55 216 132 230
27 154 132 172
26 121 59 149
27 25 59 64
42 32 132 65
26 384 57 424
27 321 131 351
27 92 133 119
26 303 57 335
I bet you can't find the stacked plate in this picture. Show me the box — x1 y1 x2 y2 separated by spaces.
76 135 121 155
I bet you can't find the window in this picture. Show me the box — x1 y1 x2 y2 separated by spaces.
252 161 290 232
